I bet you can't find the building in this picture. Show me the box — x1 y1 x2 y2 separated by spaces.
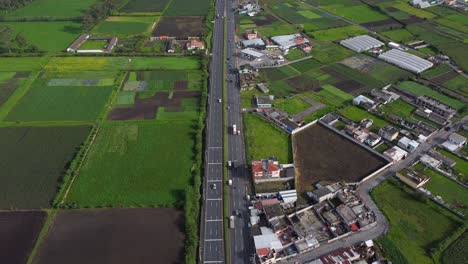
246 29 258 40
398 136 420 152
308 247 361 264
370 87 399 104
378 49 433 73
239 73 257 90
379 125 399 141
396 168 430 189
364 132 381 147
271 34 309 51
308 184 341 203
345 125 370 143
384 146 408 163
257 83 269 93
254 233 283 263
441 132 466 152
186 39 205 50
411 0 442 8
279 190 297 204
340 35 384 52
252 158 280 179
239 64 256 74
255 95 273 108
415 96 456 119
241 48 265 60
67 33 90 52
242 38 265 49
353 95 375 110
420 154 442 168
336 205 358 226
298 42 312 52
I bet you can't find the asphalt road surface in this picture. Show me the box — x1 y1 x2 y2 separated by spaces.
200 0 227 263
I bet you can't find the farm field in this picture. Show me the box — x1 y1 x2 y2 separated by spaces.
0 126 91 209
323 4 389 24
151 16 206 39
2 21 82 52
381 28 416 43
5 72 114 122
3 0 97 18
397 81 465 110
0 211 46 264
372 180 462 264
293 123 388 192
308 25 367 41
0 57 48 71
243 113 292 163
380 99 416 119
164 0 211 16
441 231 468 264
92 16 157 37
0 71 30 107
34 208 185 264
66 122 197 207
119 0 170 13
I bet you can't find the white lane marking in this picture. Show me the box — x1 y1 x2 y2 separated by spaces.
207 198 222 201
208 163 222 165
207 179 222 183
204 261 223 263
209 146 222 149
205 239 223 241
206 219 222 222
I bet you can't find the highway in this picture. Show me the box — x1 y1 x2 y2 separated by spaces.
200 0 226 262
226 0 255 263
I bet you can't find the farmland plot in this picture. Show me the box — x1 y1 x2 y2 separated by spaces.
152 16 206 39
0 126 91 209
3 0 98 18
164 0 211 16
0 71 30 107
119 0 171 13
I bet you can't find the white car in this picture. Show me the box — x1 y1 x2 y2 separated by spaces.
212 184 217 190
218 98 222 103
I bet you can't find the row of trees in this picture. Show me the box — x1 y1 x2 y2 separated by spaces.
0 0 33 11
0 25 38 53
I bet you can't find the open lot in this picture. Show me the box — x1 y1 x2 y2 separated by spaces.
0 211 46 264
2 21 82 52
34 208 184 264
164 0 211 16
243 113 292 163
152 16 205 39
3 0 97 18
66 122 196 207
119 0 170 13
372 179 462 264
293 123 387 191
0 126 91 209
5 72 114 122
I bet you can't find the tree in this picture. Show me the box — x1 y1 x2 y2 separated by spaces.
0 25 14 53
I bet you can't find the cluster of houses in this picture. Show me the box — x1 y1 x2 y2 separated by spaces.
166 38 205 53
251 157 295 183
250 183 379 263
238 0 261 16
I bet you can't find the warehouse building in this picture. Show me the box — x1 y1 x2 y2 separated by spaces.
378 49 433 73
339 35 384 52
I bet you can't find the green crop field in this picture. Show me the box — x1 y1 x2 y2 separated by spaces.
257 22 297 37
311 43 354 64
164 0 211 16
119 0 170 13
3 0 98 18
398 81 465 110
423 167 468 215
372 180 463 264
380 99 416 118
92 16 157 36
0 126 91 209
5 74 113 122
243 113 292 163
381 29 416 43
444 76 468 96
66 122 197 207
261 66 298 82
285 49 307 61
339 106 389 130
421 64 452 79
442 231 468 264
0 57 48 71
309 25 367 41
365 61 414 83
325 4 389 23
2 21 82 52
290 59 322 73
274 96 311 115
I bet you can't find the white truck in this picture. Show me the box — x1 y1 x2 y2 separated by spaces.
232 124 237 135
229 215 235 229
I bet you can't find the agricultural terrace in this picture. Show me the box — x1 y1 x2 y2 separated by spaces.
119 0 171 13
92 16 158 37
66 122 197 207
3 0 98 18
5 71 115 122
109 70 202 121
44 56 200 71
293 123 388 191
152 16 206 39
0 211 46 264
372 180 463 264
164 0 212 16
397 81 465 110
2 21 82 52
34 208 185 264
0 126 91 209
243 113 292 164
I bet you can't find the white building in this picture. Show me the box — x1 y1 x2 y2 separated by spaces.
279 190 297 204
340 35 384 52
398 137 420 152
441 132 466 152
271 34 308 51
378 49 433 73
384 146 408 163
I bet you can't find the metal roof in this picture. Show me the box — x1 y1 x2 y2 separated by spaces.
242 38 265 47
241 48 264 58
340 35 384 52
378 49 433 73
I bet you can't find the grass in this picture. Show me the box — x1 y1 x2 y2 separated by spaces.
2 21 82 52
438 150 467 180
5 76 113 122
115 91 135 106
164 0 211 16
339 105 389 130
381 28 416 43
92 16 156 37
311 42 354 64
285 48 307 61
421 64 452 79
66 122 197 207
79 40 108 50
380 99 416 118
309 25 368 41
243 113 291 163
290 58 322 73
443 76 468 96
4 0 98 18
422 167 468 215
326 4 389 23
0 126 91 209
0 58 48 71
366 61 414 83
274 96 311 115
398 81 465 110
442 231 468 264
372 180 463 264
257 22 297 37
393 2 436 19
119 0 170 13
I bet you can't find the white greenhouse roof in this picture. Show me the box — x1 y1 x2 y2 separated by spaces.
378 49 433 73
340 35 384 52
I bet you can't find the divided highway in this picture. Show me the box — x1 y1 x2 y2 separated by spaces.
200 0 226 262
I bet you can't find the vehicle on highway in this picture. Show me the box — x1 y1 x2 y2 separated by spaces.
212 184 217 190
230 216 235 229
232 124 237 135
228 179 232 186
227 160 232 167
218 98 222 103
